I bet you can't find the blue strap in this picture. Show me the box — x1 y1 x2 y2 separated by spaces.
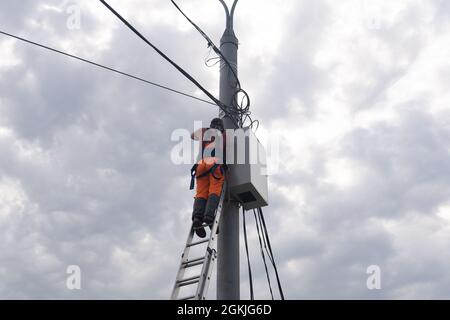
210 164 221 180
189 163 223 189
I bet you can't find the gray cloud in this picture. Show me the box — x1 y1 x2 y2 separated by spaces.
1 0 450 299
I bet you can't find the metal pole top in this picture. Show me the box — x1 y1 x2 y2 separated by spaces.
218 0 239 30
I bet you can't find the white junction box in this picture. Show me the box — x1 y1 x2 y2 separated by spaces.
226 128 268 210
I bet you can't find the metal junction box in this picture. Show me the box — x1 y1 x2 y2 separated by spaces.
226 128 268 210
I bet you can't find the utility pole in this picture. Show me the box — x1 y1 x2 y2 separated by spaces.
217 0 240 300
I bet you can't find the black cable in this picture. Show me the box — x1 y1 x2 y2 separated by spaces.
99 0 239 126
170 0 258 129
255 206 275 266
170 0 241 88
258 207 285 300
242 208 254 300
253 209 274 300
0 30 215 106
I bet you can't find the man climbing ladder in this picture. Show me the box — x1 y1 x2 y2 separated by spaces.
190 118 227 238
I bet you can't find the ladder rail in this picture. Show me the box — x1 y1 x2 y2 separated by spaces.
171 180 227 300
196 249 215 299
170 214 196 299
200 250 217 300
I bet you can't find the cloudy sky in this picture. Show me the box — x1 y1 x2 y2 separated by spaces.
1 0 450 299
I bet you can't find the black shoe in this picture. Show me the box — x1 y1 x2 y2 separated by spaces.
204 215 214 226
193 218 206 238
203 216 219 235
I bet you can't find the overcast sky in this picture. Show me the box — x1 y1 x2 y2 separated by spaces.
1 0 450 299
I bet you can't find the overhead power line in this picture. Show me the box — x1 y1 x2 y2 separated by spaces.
170 0 241 88
99 0 239 126
0 30 215 106
170 0 258 130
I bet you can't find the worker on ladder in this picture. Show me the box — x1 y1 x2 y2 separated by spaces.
190 118 227 238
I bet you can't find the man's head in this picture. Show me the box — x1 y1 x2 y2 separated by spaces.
210 118 225 132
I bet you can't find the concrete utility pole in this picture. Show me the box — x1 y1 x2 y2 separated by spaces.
217 0 240 300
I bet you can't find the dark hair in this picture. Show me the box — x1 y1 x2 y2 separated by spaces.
210 118 224 131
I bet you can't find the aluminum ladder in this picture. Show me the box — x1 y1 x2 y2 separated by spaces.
170 182 226 300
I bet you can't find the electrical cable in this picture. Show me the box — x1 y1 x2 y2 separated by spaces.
253 209 274 300
170 0 240 88
99 0 239 127
255 206 275 267
170 0 259 130
0 30 216 106
242 208 254 300
258 207 285 300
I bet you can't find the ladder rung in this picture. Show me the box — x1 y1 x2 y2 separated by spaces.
177 278 200 287
187 239 209 247
177 275 201 287
178 295 196 300
183 259 205 268
182 256 205 264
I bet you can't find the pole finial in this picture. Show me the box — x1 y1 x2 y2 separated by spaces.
218 0 239 30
